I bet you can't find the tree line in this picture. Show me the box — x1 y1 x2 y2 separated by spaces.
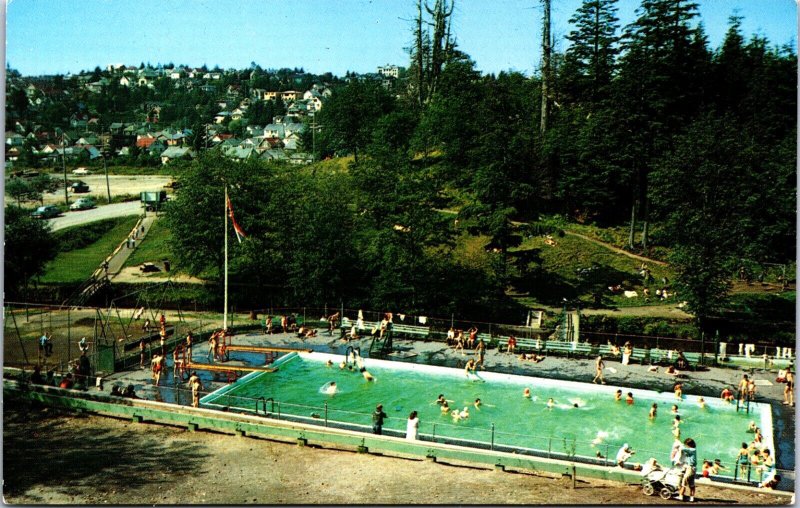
7 0 795 331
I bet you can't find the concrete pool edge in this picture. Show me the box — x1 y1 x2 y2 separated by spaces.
5 379 793 498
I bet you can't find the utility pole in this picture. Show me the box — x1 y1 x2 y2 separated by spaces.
311 113 316 160
102 124 111 204
61 135 69 206
540 0 551 134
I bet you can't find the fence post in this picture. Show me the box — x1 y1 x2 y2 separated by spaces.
605 444 609 466
491 423 495 451
548 438 552 458
324 402 328 427
432 423 437 441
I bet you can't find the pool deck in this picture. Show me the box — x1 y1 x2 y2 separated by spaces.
103 328 795 473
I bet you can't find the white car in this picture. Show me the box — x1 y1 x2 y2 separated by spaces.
72 167 90 176
70 197 96 210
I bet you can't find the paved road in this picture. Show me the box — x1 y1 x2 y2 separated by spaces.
48 201 142 231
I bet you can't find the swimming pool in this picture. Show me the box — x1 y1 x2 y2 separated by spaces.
201 352 772 475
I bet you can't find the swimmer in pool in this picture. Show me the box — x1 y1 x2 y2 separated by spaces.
459 406 470 419
615 389 622 402
649 403 658 419
547 397 555 409
339 361 347 370
625 392 634 405
326 359 333 367
355 356 375 381
671 404 679 415
434 394 454 405
451 408 461 420
325 381 338 395
698 397 707 409
524 387 532 399
441 401 451 413
474 398 482 409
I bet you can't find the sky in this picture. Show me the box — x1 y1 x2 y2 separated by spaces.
5 0 798 77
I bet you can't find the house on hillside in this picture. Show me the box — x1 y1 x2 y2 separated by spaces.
260 149 288 162
5 132 25 147
160 146 193 165
223 146 257 161
264 123 285 139
288 152 313 165
283 133 301 151
214 111 231 124
85 79 109 93
281 90 301 102
257 137 283 152
209 133 233 146
119 76 133 87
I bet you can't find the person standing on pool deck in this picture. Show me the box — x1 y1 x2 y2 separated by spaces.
191 376 203 408
406 411 419 440
593 356 606 384
475 338 486 366
677 438 697 502
784 367 794 406
372 404 387 435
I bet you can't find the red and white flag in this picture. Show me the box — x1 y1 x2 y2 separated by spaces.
226 194 247 243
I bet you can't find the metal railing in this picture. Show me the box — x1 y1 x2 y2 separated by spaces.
199 388 779 485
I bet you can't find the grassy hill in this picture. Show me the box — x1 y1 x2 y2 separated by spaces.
39 216 140 284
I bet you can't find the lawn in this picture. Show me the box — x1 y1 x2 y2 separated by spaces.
39 215 140 284
510 233 677 307
123 217 174 270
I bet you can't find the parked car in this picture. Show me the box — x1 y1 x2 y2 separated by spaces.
69 197 96 211
70 181 90 193
31 205 61 219
72 167 91 176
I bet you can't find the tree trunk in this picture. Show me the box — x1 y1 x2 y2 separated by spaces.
641 219 649 252
416 0 424 107
628 199 637 250
540 0 551 134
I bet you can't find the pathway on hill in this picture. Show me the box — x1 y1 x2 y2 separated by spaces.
106 213 157 279
435 208 669 267
562 230 668 266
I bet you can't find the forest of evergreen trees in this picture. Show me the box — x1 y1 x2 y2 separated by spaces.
7 0 795 332
163 0 795 330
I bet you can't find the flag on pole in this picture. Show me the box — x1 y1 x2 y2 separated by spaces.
226 194 247 243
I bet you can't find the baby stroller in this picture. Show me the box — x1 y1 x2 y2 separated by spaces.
641 458 684 499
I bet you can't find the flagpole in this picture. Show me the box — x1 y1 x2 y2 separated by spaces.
224 185 229 330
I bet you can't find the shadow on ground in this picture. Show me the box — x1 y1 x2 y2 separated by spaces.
2 397 209 502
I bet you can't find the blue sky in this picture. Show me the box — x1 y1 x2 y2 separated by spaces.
6 0 797 77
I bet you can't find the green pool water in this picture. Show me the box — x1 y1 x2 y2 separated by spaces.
202 352 771 472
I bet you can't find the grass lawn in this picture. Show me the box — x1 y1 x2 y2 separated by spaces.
123 217 174 270
39 215 140 284
510 233 677 307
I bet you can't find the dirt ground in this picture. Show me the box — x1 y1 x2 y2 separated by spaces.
2 401 791 505
112 266 204 284
38 174 172 205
